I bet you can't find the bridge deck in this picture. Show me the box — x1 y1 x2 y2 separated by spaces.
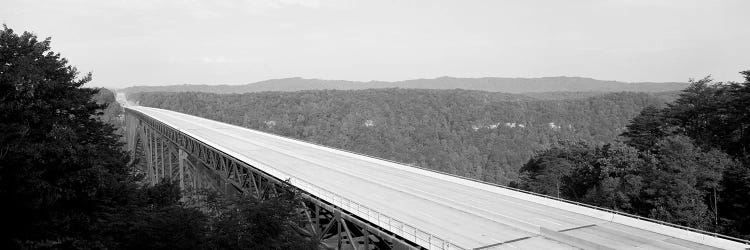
131 106 747 250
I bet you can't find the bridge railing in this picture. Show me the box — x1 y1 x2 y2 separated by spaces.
289 168 465 250
339 151 750 246
403 165 750 246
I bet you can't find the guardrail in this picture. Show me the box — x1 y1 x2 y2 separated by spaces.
290 174 465 250
406 161 750 246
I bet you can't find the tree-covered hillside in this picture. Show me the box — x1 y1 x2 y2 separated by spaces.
130 89 669 184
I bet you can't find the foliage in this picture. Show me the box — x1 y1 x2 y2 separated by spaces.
0 24 129 248
92 88 125 135
130 89 669 184
627 73 750 238
642 135 729 229
0 25 308 249
516 71 750 239
206 191 316 250
620 106 669 151
516 141 597 199
515 136 733 231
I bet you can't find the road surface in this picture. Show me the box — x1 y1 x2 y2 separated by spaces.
130 106 748 250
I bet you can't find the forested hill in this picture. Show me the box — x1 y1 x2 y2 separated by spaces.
122 76 687 95
130 89 669 184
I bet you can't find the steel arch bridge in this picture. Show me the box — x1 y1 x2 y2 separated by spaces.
126 108 415 250
124 106 750 250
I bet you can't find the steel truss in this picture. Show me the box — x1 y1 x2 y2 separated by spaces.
125 109 422 250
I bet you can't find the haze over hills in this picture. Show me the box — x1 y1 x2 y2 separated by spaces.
121 76 688 95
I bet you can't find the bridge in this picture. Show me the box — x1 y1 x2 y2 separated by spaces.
124 106 750 250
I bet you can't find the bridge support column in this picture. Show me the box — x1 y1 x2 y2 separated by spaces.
336 210 342 249
364 229 370 250
167 143 172 180
159 136 164 180
179 149 186 190
151 130 158 184
153 134 159 181
158 136 163 181
145 128 153 184
150 130 156 183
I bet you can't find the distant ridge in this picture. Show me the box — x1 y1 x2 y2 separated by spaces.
121 76 688 94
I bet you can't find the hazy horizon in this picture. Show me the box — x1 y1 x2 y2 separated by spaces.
3 0 749 88
120 75 687 89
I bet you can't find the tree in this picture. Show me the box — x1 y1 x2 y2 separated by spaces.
1 25 228 249
715 71 750 238
516 141 598 200
207 192 316 250
642 135 731 230
621 106 669 151
661 74 750 158
617 72 750 238
0 25 134 247
719 163 750 239
582 142 646 212
517 136 735 232
664 77 730 152
100 181 210 250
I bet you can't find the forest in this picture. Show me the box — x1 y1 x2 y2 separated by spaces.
512 73 750 240
130 89 671 184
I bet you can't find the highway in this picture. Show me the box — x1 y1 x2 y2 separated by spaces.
131 106 749 250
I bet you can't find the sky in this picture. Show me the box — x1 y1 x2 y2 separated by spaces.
2 0 749 88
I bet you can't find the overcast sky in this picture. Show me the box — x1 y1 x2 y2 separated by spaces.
2 0 749 88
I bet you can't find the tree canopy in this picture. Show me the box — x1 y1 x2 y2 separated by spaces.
515 71 750 239
1 24 129 247
0 25 310 249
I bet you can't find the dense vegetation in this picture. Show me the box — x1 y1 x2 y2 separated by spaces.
514 73 750 240
0 26 311 249
130 89 670 184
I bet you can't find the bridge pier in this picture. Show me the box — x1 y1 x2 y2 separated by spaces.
179 149 186 190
